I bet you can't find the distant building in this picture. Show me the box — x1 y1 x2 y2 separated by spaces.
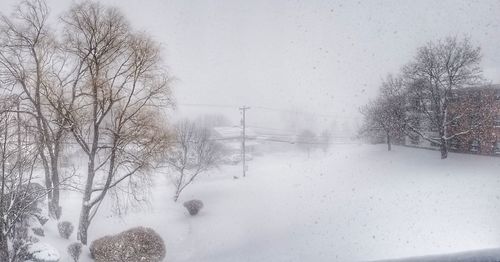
447 85 500 155
405 84 500 155
211 126 258 154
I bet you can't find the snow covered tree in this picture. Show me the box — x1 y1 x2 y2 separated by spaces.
360 75 406 151
403 36 483 159
0 0 73 219
164 119 222 202
60 1 173 244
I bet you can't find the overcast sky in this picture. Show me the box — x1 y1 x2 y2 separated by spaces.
1 0 500 131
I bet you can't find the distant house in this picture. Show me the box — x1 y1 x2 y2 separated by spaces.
211 126 258 154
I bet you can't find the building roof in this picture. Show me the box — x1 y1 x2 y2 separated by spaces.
212 126 257 140
224 141 260 150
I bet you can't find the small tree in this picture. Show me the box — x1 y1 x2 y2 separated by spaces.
360 75 406 151
296 130 316 158
165 120 222 202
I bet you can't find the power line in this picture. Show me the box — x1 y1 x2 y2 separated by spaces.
247 125 295 132
255 137 353 145
178 103 357 119
178 103 238 109
252 106 341 119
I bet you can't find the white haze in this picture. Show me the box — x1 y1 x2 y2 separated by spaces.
2 0 499 131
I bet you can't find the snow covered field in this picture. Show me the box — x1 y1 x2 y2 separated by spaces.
47 144 500 261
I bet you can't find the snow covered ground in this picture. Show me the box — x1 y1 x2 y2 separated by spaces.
45 144 500 261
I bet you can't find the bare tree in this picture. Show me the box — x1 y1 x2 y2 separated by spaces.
403 36 483 159
0 0 76 219
60 1 173 244
360 75 407 151
165 119 222 202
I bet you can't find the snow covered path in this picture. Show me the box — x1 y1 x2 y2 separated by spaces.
57 144 500 261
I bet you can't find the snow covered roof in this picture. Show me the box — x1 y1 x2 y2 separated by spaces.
212 126 257 139
224 141 260 150
256 134 295 143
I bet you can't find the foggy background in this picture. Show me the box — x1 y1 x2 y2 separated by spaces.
2 0 499 133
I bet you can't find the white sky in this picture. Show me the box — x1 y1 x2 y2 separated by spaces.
1 0 500 131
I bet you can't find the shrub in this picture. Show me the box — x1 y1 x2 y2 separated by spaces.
183 199 204 216
32 227 44 237
0 183 44 262
27 242 60 262
34 214 49 226
90 227 165 262
67 242 83 262
18 183 46 207
57 221 74 239
4 183 45 220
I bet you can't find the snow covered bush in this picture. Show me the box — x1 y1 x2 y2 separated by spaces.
32 227 45 237
34 214 49 226
57 221 74 239
90 227 166 262
28 242 61 262
15 183 46 208
3 183 48 260
67 242 83 262
183 199 204 216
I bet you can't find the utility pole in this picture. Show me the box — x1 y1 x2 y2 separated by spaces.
239 106 250 177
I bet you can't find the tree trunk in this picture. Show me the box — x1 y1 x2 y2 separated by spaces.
77 69 101 245
77 204 91 245
77 179 92 245
173 181 182 202
0 211 8 262
173 192 180 202
77 157 96 245
440 137 448 159
49 156 61 219
0 233 8 262
37 141 54 217
173 170 185 202
386 132 391 151
441 104 449 159
0 121 7 262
